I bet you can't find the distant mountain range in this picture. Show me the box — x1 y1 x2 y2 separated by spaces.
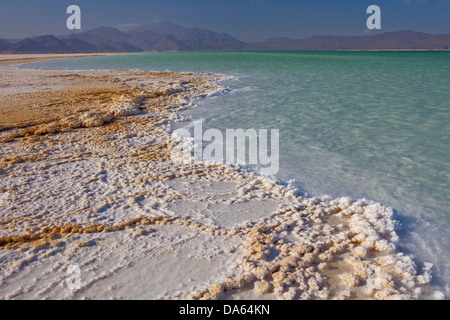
0 21 449 53
250 30 450 51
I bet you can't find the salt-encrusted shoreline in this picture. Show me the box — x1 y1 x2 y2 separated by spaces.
0 58 444 300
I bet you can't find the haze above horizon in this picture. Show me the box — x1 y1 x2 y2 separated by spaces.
0 0 449 41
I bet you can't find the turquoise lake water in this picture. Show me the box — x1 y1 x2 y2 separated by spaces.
28 51 450 296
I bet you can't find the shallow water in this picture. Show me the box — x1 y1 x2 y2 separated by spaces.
28 51 450 296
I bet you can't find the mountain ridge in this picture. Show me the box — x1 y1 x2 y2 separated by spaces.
1 22 449 54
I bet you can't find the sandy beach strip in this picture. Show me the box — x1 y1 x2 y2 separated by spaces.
0 55 442 300
0 53 124 67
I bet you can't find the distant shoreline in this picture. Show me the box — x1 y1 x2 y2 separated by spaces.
0 53 127 67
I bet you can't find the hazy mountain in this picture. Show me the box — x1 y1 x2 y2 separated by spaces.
1 22 449 54
0 39 10 52
56 21 244 52
129 21 187 35
246 30 450 51
33 35 71 53
127 31 187 51
74 27 129 43
2 34 130 54
4 38 48 54
165 27 246 51
61 38 99 53
64 27 142 52
127 21 246 51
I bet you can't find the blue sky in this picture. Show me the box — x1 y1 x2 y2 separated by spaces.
0 0 449 40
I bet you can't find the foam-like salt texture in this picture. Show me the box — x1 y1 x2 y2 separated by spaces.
0 69 444 300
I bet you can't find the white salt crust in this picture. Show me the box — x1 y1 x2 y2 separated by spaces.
0 70 444 300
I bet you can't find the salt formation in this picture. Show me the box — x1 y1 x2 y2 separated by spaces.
110 102 141 117
0 69 443 300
